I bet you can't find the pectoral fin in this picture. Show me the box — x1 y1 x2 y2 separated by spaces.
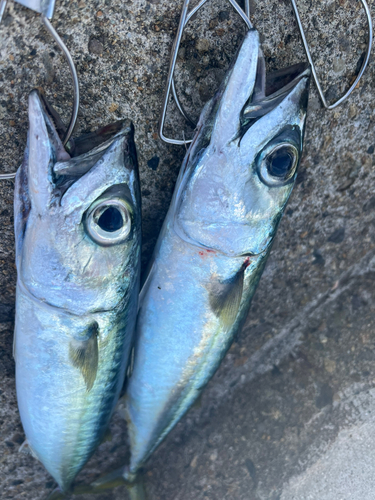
69 323 99 391
209 265 246 329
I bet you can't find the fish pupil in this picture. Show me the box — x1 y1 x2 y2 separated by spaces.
267 148 294 178
97 207 123 232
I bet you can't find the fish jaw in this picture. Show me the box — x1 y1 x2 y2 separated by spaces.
14 91 141 489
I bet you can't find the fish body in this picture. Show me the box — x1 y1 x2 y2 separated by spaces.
125 29 310 474
14 91 141 491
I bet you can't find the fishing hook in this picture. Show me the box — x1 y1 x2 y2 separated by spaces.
0 0 80 180
159 0 372 145
291 0 372 110
159 0 252 146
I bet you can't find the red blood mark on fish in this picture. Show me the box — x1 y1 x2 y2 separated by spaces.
199 248 216 258
242 257 251 270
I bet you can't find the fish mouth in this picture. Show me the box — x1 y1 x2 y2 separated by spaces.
240 60 311 133
32 91 135 193
265 61 311 96
38 90 130 159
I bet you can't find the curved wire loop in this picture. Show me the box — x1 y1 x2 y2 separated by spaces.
291 0 372 110
42 16 79 144
0 0 79 180
159 0 252 146
159 0 373 146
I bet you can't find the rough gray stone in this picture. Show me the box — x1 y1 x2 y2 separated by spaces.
0 1 374 499
88 38 104 56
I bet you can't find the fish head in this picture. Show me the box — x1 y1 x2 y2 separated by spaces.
173 29 310 257
15 91 141 315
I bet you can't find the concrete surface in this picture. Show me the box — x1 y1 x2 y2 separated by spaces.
1 0 375 499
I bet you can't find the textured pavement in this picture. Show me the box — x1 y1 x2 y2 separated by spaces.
1 1 375 499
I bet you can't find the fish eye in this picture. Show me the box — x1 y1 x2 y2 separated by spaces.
259 143 299 186
85 198 132 246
